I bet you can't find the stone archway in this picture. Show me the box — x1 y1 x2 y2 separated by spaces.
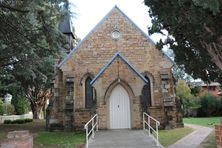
104 79 135 129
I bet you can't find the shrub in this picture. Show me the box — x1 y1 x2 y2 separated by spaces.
4 118 33 124
3 103 15 115
49 123 64 131
4 120 11 124
11 95 29 115
197 95 222 117
24 118 33 122
0 100 3 115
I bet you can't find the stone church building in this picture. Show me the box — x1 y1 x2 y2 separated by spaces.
47 6 183 131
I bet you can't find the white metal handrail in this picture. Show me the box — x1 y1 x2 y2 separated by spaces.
143 112 160 146
84 114 98 148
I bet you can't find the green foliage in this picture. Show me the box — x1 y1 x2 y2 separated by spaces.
176 80 193 100
3 120 11 124
34 131 85 146
144 0 222 82
49 123 64 131
176 80 193 107
200 131 216 148
183 117 221 127
0 1 77 118
172 65 193 83
3 103 15 115
197 95 222 117
11 95 29 115
191 86 202 96
192 0 220 14
0 0 70 94
4 118 33 124
176 80 201 115
0 100 3 115
158 127 193 147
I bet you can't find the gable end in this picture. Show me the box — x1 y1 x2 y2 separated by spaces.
90 51 148 85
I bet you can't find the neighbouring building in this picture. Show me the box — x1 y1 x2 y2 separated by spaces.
199 82 221 96
47 6 183 131
3 93 12 104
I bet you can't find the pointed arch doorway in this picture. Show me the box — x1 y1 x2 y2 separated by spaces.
109 84 131 129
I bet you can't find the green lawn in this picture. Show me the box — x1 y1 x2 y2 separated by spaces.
158 127 193 147
0 131 6 140
183 117 221 148
199 131 217 148
183 117 221 127
0 120 85 147
34 131 85 147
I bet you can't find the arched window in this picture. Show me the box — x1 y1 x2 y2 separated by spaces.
85 77 93 108
142 76 152 111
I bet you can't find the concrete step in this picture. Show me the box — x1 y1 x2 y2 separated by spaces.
89 129 161 148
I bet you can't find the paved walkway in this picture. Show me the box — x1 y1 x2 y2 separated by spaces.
89 129 161 148
168 124 213 148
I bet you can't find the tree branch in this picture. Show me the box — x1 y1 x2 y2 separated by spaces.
0 4 29 13
0 60 19 68
200 40 222 70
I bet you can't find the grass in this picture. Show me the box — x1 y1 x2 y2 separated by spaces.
34 131 85 147
157 127 193 147
0 131 6 140
183 117 221 127
0 120 85 148
0 119 45 145
199 131 216 148
183 117 220 148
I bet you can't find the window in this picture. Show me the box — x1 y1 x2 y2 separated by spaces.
66 77 74 99
142 76 152 109
66 82 74 97
85 77 93 108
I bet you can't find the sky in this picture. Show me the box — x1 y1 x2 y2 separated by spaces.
69 0 165 43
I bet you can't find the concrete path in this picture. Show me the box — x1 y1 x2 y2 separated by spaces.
168 124 213 148
89 129 161 148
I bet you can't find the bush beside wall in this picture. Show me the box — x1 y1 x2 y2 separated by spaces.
4 118 33 124
197 95 222 117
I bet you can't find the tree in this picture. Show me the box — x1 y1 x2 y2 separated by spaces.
176 80 198 115
172 65 194 83
0 0 75 118
197 94 222 116
11 95 30 115
144 0 222 83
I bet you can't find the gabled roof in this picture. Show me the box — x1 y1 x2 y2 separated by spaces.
58 5 174 68
201 82 220 87
90 51 148 85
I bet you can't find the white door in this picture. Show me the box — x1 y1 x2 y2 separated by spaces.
110 85 131 129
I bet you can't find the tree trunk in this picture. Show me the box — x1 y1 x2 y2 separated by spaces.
28 88 52 119
31 103 39 119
